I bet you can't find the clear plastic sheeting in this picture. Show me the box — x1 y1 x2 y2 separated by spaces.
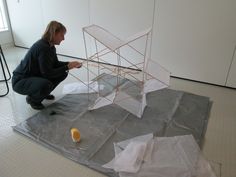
103 134 216 177
103 134 154 173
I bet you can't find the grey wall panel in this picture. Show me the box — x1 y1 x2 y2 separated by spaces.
226 45 236 88
152 0 236 86
6 0 44 48
41 0 90 58
6 0 236 87
89 0 154 66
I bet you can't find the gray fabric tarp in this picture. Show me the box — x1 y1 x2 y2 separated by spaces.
13 75 212 177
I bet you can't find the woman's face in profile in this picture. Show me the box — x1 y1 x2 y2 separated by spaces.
52 30 66 45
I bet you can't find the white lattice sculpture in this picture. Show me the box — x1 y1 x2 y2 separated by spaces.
82 24 170 118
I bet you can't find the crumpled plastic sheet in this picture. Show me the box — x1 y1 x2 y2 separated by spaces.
103 134 154 173
103 134 216 177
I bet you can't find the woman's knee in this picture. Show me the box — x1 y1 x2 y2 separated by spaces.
37 79 54 92
51 72 68 87
12 75 22 92
12 76 27 95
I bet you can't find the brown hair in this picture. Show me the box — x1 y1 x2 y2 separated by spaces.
42 21 66 43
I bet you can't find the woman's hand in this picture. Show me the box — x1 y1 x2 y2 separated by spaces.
68 61 82 70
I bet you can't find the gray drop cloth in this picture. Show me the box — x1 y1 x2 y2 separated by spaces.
13 79 212 177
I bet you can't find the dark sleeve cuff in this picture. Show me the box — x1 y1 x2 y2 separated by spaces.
65 64 69 71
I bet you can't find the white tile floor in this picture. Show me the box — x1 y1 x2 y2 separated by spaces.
0 47 235 177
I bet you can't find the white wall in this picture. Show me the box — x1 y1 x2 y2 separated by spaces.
89 0 154 66
0 0 13 46
152 0 236 86
90 0 154 39
226 45 236 88
6 0 44 47
5 0 236 88
6 0 89 58
40 0 89 58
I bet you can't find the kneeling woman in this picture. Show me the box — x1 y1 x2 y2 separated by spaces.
12 21 82 110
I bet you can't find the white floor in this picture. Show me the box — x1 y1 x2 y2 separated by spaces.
0 47 235 177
